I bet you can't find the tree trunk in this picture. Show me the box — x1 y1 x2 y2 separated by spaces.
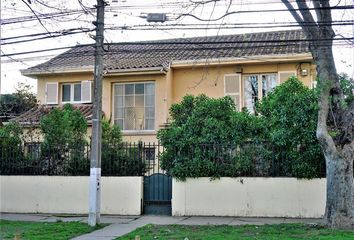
313 46 354 229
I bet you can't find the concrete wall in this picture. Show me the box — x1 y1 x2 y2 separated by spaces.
0 176 143 215
172 177 326 218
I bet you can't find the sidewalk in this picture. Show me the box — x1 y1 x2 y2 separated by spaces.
0 213 322 240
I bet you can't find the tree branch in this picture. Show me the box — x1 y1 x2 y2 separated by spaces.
21 0 51 36
295 0 320 40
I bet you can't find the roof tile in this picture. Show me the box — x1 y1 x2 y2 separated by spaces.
23 29 309 74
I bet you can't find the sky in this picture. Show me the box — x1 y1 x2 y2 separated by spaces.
1 0 353 94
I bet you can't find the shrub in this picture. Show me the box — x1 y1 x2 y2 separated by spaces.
257 77 325 178
40 104 88 175
0 122 24 174
101 120 145 176
158 94 268 180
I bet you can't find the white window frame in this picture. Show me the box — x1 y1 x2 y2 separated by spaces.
61 82 83 104
113 81 156 133
224 73 242 111
243 73 278 98
243 73 278 112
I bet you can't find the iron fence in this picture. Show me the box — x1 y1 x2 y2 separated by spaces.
0 141 326 177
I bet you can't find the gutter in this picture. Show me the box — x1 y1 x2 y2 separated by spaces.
21 66 166 77
21 66 94 78
171 53 313 68
104 67 166 76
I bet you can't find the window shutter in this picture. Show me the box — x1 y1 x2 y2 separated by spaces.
45 82 58 104
224 74 241 111
81 81 92 103
278 71 296 84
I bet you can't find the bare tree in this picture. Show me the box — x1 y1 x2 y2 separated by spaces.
281 0 353 229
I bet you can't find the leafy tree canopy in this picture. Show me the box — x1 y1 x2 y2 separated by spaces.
0 83 37 122
40 104 88 147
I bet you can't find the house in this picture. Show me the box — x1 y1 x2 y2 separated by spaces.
17 29 316 143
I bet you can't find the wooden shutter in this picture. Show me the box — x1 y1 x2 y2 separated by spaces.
81 80 92 103
45 82 58 104
224 74 241 111
278 71 296 84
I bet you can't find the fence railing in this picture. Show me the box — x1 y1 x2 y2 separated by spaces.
0 141 326 177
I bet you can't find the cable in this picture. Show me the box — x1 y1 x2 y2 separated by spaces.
175 5 354 21
1 36 352 58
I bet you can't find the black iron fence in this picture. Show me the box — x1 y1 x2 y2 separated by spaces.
0 141 326 177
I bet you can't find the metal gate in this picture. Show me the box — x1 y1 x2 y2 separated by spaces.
142 143 172 215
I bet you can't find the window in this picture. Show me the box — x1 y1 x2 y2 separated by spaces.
244 73 277 113
25 142 41 159
62 83 81 103
114 82 155 131
60 81 91 104
144 148 155 163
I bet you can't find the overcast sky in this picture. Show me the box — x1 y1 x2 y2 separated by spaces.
1 0 353 94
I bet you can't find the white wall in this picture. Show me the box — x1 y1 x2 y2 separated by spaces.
0 176 143 215
172 177 326 218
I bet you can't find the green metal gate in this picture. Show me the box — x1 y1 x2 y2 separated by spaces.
143 143 172 215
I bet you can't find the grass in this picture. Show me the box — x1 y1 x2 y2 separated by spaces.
0 220 106 240
118 223 354 240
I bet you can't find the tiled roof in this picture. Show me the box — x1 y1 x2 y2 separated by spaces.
12 104 93 126
22 29 310 75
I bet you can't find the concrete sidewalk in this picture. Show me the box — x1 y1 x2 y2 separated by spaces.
0 213 321 240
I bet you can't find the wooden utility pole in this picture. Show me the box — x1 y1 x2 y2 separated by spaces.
88 0 106 227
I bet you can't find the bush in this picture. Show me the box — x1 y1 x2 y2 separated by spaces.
0 122 24 174
257 77 325 178
158 95 269 180
101 120 145 176
158 78 325 180
40 104 88 175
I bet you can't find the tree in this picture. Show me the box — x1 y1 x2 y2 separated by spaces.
40 104 88 175
0 122 24 175
101 119 145 176
257 77 324 178
0 83 38 123
281 0 353 228
157 94 267 180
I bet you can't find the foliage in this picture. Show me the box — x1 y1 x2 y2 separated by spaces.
158 94 267 180
158 78 325 180
0 122 24 175
0 220 104 240
40 104 88 175
0 83 37 123
338 72 354 105
101 119 145 176
257 77 324 178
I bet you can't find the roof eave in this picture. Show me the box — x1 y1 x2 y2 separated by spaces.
21 66 167 77
104 67 166 76
21 66 94 77
171 53 313 68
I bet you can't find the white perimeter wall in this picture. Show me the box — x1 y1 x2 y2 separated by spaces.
0 176 143 215
172 177 326 218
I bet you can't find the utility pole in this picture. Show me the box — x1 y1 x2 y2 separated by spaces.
88 0 106 227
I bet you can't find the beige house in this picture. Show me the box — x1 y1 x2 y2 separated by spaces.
18 29 316 142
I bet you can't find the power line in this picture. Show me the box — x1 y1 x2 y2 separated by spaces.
1 37 352 58
2 4 353 26
2 20 353 46
174 5 354 21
